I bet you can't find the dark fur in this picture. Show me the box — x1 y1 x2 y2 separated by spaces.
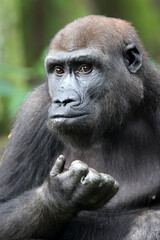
1 15 160 239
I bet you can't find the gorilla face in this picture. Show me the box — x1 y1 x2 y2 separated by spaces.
45 49 106 141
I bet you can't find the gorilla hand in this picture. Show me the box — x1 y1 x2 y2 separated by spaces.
47 155 119 211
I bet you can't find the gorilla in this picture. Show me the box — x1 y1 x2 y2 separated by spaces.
0 15 160 240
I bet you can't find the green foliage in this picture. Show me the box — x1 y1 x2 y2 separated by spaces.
33 48 48 78
0 48 47 134
0 79 17 97
0 64 33 134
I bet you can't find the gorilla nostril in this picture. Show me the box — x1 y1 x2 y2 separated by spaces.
53 99 62 107
54 100 61 104
62 98 75 106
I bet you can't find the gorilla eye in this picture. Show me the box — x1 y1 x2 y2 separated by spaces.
54 66 64 76
79 64 92 74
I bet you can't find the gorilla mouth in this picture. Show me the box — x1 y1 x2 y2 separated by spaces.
50 113 89 119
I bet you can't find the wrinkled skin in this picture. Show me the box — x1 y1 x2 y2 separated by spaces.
0 15 160 240
48 156 118 211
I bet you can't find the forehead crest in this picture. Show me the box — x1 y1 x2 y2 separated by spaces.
49 15 140 53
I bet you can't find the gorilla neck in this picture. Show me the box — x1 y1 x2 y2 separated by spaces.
50 116 115 149
58 131 98 149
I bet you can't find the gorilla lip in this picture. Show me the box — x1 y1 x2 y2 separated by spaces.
50 113 88 119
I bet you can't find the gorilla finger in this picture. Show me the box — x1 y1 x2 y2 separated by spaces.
81 168 101 185
50 155 66 177
60 160 89 185
99 173 119 190
69 160 89 177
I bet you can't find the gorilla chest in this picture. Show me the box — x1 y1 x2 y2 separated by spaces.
60 209 160 240
62 144 159 208
60 209 136 240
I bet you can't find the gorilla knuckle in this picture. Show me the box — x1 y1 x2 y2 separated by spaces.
99 173 117 188
70 160 89 175
88 168 101 183
81 168 101 186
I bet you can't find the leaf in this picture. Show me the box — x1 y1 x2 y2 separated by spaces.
0 79 18 97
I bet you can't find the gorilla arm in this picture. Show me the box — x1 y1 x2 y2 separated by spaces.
0 155 118 239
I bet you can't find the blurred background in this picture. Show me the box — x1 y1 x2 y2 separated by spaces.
0 0 160 158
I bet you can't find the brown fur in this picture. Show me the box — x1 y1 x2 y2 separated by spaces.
49 15 145 55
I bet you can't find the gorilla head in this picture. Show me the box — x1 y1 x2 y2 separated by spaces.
45 16 145 146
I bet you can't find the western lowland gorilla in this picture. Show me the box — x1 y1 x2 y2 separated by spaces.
0 15 160 240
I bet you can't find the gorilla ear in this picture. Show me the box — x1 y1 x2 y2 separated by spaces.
124 44 142 73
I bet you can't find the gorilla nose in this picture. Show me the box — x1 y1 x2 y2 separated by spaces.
53 92 81 108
